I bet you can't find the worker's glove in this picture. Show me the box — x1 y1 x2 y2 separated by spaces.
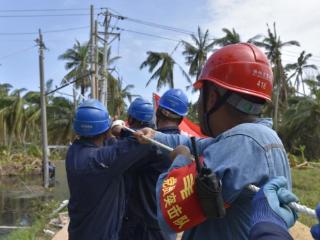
311 204 320 240
111 120 125 137
251 176 299 230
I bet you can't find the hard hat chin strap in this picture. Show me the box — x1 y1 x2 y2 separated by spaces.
202 84 264 136
203 90 231 137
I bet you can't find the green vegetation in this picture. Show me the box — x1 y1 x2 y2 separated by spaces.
4 200 60 240
292 167 320 227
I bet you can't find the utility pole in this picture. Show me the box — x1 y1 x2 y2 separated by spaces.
36 29 49 188
90 5 96 99
97 9 120 107
94 20 99 99
100 10 110 107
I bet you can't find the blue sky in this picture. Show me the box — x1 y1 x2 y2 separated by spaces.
1 0 320 104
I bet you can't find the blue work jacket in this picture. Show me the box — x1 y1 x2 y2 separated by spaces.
155 119 292 240
249 222 293 240
66 139 152 240
119 127 180 240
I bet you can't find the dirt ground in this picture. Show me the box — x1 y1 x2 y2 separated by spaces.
289 221 313 240
52 221 312 240
175 221 313 240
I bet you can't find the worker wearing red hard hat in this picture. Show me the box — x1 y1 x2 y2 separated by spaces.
134 43 291 239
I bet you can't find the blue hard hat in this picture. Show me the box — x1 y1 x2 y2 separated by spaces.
128 98 154 123
159 89 188 116
73 99 112 136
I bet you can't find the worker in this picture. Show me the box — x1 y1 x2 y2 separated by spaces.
66 99 153 240
133 43 291 239
250 176 320 240
156 88 188 134
119 93 187 240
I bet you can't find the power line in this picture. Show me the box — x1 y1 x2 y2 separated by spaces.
0 46 36 60
0 13 89 18
109 12 194 36
0 8 89 12
113 26 180 42
0 26 89 36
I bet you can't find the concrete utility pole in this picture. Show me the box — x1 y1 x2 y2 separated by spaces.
94 19 99 99
100 9 110 107
90 5 96 99
37 29 49 188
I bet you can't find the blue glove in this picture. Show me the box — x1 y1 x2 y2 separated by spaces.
251 176 299 230
311 204 320 240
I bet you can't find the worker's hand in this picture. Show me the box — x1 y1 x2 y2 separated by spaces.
111 126 123 137
251 176 299 230
169 145 192 162
311 204 320 240
111 120 125 137
133 127 156 144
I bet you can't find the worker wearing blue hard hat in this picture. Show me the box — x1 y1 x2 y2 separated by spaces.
127 97 154 127
119 92 188 240
66 99 154 240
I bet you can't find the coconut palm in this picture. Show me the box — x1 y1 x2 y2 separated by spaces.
23 91 41 143
214 28 262 47
47 96 75 144
140 51 191 91
58 40 90 95
214 28 241 46
0 83 13 97
254 22 300 130
285 51 317 94
182 27 215 80
280 78 320 159
108 78 138 117
5 88 27 147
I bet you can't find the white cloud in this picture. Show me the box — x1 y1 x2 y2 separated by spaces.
205 0 320 66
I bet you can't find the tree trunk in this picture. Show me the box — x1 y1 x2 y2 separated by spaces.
273 87 280 131
72 84 77 111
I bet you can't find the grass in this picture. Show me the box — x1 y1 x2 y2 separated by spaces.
4 200 60 240
292 167 320 227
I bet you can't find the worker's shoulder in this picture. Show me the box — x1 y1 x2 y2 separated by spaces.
221 118 283 146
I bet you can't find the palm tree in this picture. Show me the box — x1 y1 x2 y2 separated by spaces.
47 96 75 144
23 91 41 143
140 51 191 91
280 78 320 159
0 83 13 97
285 51 317 94
58 40 90 95
5 88 27 147
108 78 138 117
182 27 215 80
214 28 261 47
254 22 300 130
214 28 240 46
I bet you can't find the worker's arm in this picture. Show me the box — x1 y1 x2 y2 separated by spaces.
94 138 153 178
155 135 270 233
133 127 213 154
156 148 193 234
250 177 298 240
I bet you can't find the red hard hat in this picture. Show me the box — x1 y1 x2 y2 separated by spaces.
194 43 273 101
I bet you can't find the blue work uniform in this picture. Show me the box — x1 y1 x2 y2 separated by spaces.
119 127 180 240
249 222 293 240
155 119 292 240
66 139 152 240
